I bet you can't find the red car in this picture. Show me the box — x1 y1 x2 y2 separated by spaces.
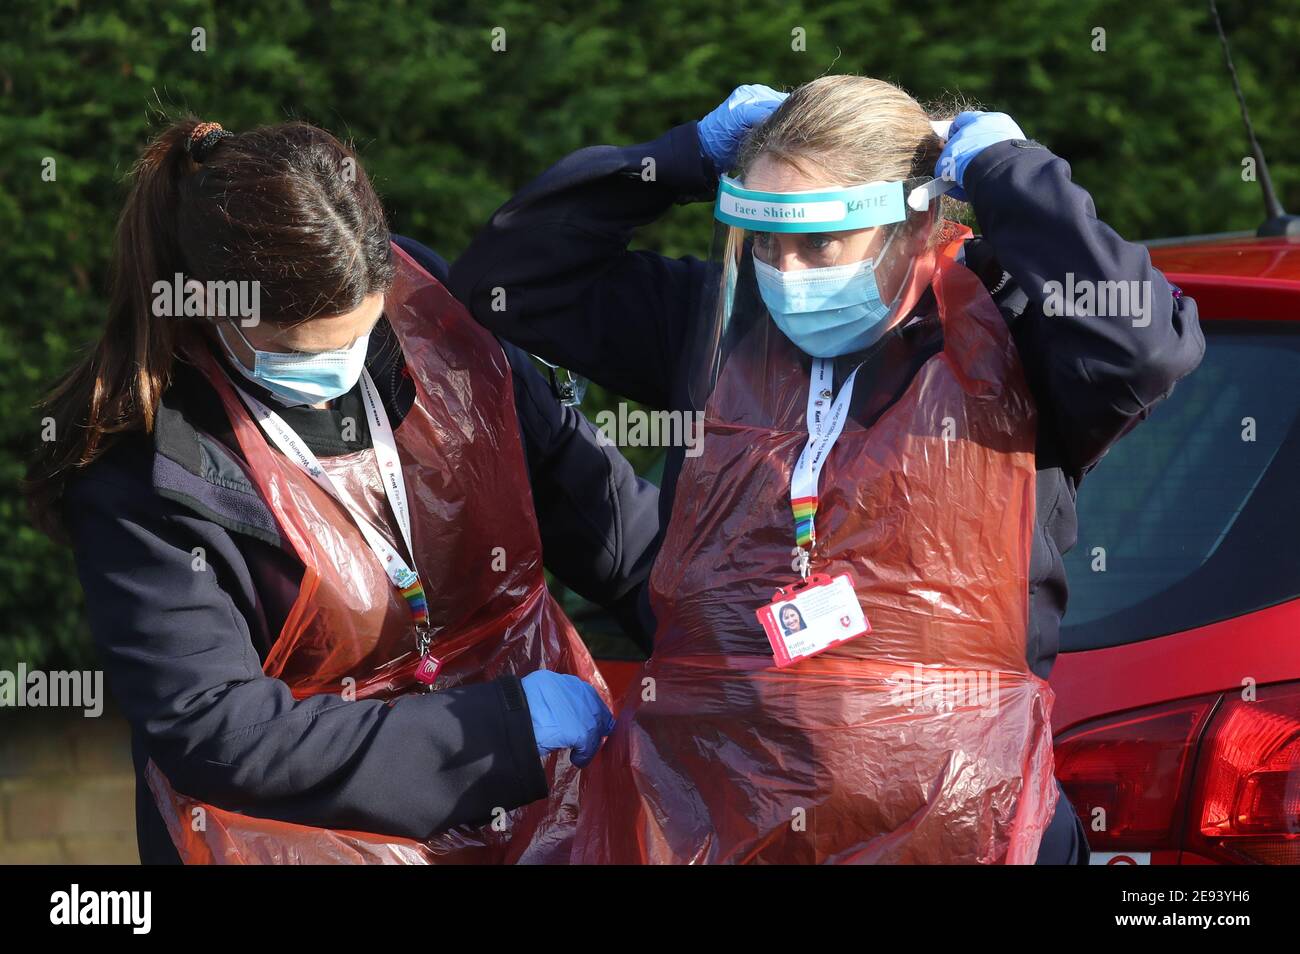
590 232 1300 866
1049 232 1300 865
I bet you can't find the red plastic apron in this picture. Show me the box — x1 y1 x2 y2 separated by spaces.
573 226 1057 864
146 244 608 864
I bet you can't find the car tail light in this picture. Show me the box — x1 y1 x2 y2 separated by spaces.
1055 681 1300 864
1186 682 1300 864
1055 695 1217 851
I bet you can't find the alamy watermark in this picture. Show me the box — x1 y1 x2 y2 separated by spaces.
0 664 103 717
594 404 706 458
1043 273 1153 327
50 884 150 934
152 275 261 326
888 663 1001 717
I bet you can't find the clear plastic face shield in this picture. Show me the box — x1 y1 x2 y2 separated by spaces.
690 168 955 420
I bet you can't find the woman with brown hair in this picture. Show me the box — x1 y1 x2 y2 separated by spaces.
27 118 660 864
451 76 1205 863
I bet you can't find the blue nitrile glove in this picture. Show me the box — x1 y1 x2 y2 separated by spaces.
936 110 1027 202
698 84 788 175
521 670 615 767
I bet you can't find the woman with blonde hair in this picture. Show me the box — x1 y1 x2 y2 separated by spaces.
451 76 1205 864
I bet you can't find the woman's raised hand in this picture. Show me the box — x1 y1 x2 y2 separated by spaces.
698 84 788 175
936 110 1028 201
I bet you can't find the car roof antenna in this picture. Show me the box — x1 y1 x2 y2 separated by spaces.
1209 0 1300 237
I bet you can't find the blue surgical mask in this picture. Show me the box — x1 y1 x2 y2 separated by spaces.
218 321 371 406
753 237 903 358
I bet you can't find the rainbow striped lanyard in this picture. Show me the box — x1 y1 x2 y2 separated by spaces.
232 370 431 656
790 358 862 574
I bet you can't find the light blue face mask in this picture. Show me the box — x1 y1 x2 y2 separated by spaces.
218 320 371 406
752 230 904 358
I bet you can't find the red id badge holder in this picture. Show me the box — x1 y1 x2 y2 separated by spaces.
756 572 872 667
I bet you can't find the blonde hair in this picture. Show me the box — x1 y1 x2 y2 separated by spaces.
733 75 973 245
738 75 942 185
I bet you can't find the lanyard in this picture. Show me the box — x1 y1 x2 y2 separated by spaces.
790 358 861 573
230 371 431 652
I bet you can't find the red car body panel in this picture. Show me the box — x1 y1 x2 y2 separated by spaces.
1152 235 1300 320
1048 598 1300 736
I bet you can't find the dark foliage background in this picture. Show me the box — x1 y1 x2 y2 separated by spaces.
2 0 1296 668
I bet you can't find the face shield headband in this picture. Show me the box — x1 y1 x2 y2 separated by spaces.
714 174 954 233
712 174 955 358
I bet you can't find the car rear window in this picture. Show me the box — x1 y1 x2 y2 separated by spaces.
1061 322 1300 651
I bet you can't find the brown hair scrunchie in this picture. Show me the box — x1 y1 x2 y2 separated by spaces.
188 121 233 163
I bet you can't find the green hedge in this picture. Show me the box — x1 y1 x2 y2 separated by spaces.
2 0 1297 669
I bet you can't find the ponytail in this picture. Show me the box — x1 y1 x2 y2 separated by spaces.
25 120 204 538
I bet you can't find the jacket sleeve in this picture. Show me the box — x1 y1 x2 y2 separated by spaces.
503 341 662 646
394 234 662 644
65 458 547 840
964 139 1206 475
447 122 716 410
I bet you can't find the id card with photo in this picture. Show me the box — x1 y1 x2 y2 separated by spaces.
755 572 871 667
